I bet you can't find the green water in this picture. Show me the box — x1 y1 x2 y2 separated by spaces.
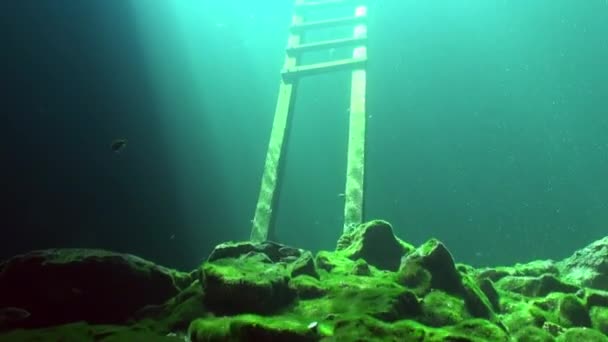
3 0 607 269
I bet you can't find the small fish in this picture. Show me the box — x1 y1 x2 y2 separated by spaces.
110 138 127 153
0 307 30 323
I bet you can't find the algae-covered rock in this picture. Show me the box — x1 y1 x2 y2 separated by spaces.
476 260 558 284
207 240 304 263
558 237 608 291
587 289 608 307
501 301 549 335
0 249 191 329
326 278 421 322
201 253 296 315
314 250 359 276
395 260 432 296
397 239 496 322
543 321 566 337
590 306 608 335
289 275 326 299
134 280 207 334
512 325 555 342
479 278 501 312
329 316 428 342
557 294 591 328
514 260 560 277
477 267 513 282
352 259 372 276
556 327 608 341
336 220 413 271
4 220 608 340
460 273 496 320
446 318 509 342
315 251 340 273
188 314 319 342
0 321 184 342
398 238 463 295
419 290 468 327
290 251 319 279
330 316 509 342
496 274 579 297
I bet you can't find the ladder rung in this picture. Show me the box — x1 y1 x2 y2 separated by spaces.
286 36 367 56
295 0 366 11
281 57 367 82
290 15 367 32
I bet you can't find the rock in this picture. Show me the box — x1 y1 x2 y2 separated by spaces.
558 237 608 290
501 302 550 335
460 274 495 320
201 253 296 315
290 251 318 279
512 326 555 342
398 239 463 295
207 241 303 263
0 249 191 329
479 278 501 312
456 264 475 275
556 327 608 342
514 260 559 277
590 306 608 335
188 315 318 342
315 251 336 273
543 321 566 337
477 267 512 282
447 319 509 342
398 239 496 323
476 260 558 285
352 259 371 276
329 316 427 341
134 280 207 333
5 225 608 340
327 278 421 323
336 220 413 271
395 261 432 296
0 321 185 341
557 294 592 328
495 274 579 297
587 289 608 307
313 251 358 276
289 276 326 299
532 292 563 313
374 289 421 322
419 290 468 327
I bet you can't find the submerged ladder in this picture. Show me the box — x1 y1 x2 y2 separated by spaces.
250 0 369 242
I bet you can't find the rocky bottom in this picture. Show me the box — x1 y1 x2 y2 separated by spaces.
1 219 608 341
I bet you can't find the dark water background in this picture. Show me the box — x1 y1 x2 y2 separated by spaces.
2 0 607 270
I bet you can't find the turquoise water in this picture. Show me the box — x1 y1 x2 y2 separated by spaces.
2 0 607 269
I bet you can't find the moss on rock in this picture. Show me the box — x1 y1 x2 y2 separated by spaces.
3 220 608 341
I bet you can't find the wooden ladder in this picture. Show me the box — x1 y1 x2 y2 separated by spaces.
250 0 369 243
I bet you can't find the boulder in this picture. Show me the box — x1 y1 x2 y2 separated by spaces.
201 253 295 315
290 251 318 279
207 241 303 263
558 237 608 291
398 239 463 295
0 249 191 329
398 239 496 321
557 294 591 328
496 274 580 297
336 220 413 271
